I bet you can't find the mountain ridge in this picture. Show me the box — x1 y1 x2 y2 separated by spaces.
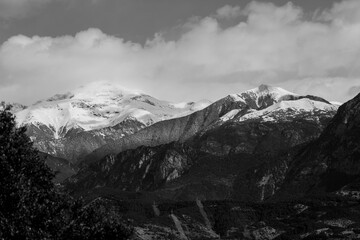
11 81 211 163
80 84 337 166
16 81 211 139
67 85 339 200
231 91 360 202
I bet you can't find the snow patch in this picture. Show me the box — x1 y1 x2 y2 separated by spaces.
237 98 337 122
245 84 298 102
258 174 272 187
229 94 246 103
220 109 241 122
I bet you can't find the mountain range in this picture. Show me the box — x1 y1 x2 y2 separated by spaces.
5 82 360 239
10 82 211 181
64 83 339 200
8 82 340 186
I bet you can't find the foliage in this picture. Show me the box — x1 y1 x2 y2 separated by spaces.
0 107 133 239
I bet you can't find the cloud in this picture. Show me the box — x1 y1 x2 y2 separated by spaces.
320 0 360 24
216 5 241 19
1 0 360 104
0 0 51 19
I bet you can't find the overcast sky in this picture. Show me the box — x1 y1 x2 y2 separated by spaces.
0 0 359 104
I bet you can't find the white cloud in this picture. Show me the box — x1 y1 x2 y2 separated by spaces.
1 0 360 104
320 0 360 24
216 5 241 19
0 0 51 19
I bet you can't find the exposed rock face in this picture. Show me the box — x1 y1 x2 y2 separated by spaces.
233 92 360 202
195 116 330 156
67 119 331 199
153 115 333 201
60 87 360 240
13 81 210 164
27 118 145 164
67 87 337 200
277 92 360 198
81 95 248 166
67 143 197 192
232 146 302 202
82 85 336 167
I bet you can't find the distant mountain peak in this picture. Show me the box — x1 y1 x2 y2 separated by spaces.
246 84 297 98
41 81 142 104
227 85 299 110
14 81 210 139
221 85 337 123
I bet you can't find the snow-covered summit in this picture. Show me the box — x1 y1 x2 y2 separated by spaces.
246 84 298 100
237 98 338 122
228 84 299 108
15 81 211 139
221 84 338 123
40 81 142 103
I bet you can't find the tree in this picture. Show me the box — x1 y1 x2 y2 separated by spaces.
0 106 57 238
0 107 132 239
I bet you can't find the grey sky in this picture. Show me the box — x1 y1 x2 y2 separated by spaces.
0 0 337 44
0 0 359 105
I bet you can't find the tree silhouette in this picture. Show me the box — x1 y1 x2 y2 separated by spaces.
0 107 132 239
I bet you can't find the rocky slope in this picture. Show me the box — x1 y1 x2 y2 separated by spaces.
67 85 338 199
277 91 360 199
233 92 360 202
82 85 336 165
14 81 210 163
62 86 360 240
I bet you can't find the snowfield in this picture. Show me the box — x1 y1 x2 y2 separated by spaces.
220 85 338 123
15 81 211 139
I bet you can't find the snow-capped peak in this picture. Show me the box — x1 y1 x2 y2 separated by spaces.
245 84 298 101
43 81 142 103
15 81 210 139
220 84 337 123
228 84 299 109
71 81 143 101
237 98 338 122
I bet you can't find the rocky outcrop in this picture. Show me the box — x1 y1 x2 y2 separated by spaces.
276 92 360 198
194 115 331 156
232 145 304 202
81 95 248 166
233 92 360 202
14 82 211 166
67 143 197 192
28 118 145 164
68 97 335 200
82 85 336 167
